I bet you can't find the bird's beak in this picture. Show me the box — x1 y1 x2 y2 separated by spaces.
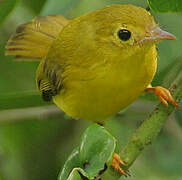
141 27 176 44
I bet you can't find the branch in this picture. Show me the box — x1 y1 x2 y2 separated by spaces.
0 105 63 123
0 92 156 124
0 91 50 110
119 61 182 172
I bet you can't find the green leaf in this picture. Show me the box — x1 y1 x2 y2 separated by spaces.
41 0 82 16
79 124 116 178
58 148 91 180
148 0 182 12
22 0 47 14
0 0 19 24
67 169 82 180
58 124 116 180
58 148 81 180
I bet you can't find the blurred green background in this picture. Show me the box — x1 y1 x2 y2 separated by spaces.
0 0 182 180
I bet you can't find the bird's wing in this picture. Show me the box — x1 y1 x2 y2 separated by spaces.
5 14 69 101
5 15 69 60
36 58 63 101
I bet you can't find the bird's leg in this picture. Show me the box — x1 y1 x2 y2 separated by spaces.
111 153 130 177
145 85 179 108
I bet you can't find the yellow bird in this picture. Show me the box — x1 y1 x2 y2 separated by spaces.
5 4 178 175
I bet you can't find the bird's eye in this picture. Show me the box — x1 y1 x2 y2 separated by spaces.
117 29 131 41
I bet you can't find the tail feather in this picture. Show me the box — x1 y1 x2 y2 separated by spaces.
5 15 69 60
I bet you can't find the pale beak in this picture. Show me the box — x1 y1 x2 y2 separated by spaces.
141 27 176 43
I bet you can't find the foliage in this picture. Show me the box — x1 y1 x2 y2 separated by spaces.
58 124 116 180
148 0 182 12
22 0 47 14
0 0 19 24
0 0 182 180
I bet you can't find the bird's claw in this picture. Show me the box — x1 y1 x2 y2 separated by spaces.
111 153 130 177
146 86 179 108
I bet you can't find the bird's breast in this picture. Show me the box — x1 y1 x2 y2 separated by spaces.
54 45 157 122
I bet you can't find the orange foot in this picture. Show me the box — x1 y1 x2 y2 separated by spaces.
146 86 179 108
111 153 130 177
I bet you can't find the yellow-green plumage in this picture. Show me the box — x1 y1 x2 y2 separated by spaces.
48 5 157 122
6 4 159 123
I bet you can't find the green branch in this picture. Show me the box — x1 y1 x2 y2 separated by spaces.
119 61 182 172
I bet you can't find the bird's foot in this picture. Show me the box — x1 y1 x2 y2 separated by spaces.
111 153 130 177
146 86 179 108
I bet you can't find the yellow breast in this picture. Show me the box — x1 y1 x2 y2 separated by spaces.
53 44 157 123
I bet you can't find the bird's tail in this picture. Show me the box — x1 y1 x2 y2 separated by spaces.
5 15 69 60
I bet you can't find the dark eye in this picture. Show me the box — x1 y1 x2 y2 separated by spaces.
117 29 131 41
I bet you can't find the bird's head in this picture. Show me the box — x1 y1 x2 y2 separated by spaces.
90 4 176 57
61 4 176 62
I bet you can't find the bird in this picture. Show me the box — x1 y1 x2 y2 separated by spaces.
5 4 178 176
